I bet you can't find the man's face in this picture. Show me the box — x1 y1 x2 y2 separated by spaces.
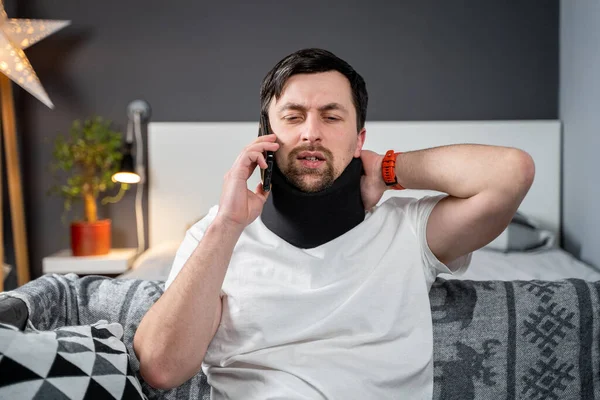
267 71 366 193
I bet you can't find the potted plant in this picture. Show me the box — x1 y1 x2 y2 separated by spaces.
49 116 129 256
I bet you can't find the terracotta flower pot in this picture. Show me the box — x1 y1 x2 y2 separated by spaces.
70 219 111 256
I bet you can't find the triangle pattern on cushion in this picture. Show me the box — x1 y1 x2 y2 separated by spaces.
59 325 92 337
93 339 125 355
56 329 89 339
98 354 128 375
90 327 117 340
93 375 126 399
94 336 125 352
47 354 89 378
124 376 145 399
103 323 123 339
92 323 123 340
92 354 124 376
0 356 43 387
83 378 115 400
0 330 16 353
36 330 59 341
0 379 44 399
3 331 58 377
46 377 92 400
58 340 94 354
32 380 71 400
58 336 95 352
58 351 97 376
126 358 136 376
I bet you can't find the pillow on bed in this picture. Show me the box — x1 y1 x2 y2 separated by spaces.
484 211 555 252
0 321 146 399
120 240 180 281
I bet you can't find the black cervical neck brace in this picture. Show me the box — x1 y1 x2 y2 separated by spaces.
261 157 365 249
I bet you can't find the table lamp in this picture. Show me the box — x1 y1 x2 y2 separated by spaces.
112 100 151 255
0 1 69 290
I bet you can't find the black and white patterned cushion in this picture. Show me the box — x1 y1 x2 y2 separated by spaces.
0 321 146 399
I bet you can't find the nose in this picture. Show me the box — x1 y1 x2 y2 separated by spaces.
299 114 322 144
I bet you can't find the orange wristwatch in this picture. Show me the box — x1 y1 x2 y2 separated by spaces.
382 150 405 190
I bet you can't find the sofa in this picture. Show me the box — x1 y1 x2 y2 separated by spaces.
1 273 599 399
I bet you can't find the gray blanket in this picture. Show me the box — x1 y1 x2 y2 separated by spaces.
3 273 599 399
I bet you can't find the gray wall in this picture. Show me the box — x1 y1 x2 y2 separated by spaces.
560 0 600 267
7 0 558 283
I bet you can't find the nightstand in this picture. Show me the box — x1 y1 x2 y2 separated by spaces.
43 248 138 276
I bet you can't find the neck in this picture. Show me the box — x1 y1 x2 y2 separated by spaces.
261 157 365 248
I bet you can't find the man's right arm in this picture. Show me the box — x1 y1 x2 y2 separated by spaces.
133 132 279 390
133 217 243 389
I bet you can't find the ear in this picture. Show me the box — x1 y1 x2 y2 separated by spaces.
353 128 366 158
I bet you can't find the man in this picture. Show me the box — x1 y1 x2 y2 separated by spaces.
133 48 535 399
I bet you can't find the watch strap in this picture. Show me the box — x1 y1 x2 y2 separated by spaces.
382 150 405 190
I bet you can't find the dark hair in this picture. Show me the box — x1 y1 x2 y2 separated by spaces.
260 48 368 131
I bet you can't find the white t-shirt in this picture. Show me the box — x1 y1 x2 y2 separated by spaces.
165 194 471 399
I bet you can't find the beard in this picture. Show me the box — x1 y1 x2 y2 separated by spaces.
279 145 336 193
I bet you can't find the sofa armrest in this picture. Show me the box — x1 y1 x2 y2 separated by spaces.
0 296 27 330
1 273 82 330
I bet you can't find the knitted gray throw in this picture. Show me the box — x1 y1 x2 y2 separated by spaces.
3 274 599 399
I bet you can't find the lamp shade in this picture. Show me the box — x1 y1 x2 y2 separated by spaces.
112 144 140 184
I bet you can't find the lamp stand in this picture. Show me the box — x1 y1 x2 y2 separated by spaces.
0 73 30 288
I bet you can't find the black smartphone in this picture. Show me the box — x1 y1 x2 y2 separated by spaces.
259 113 274 192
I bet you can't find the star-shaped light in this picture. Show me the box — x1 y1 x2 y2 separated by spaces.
0 1 69 108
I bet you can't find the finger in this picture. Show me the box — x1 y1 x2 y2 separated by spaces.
253 182 269 203
243 150 267 170
228 151 265 182
229 140 276 179
247 141 279 154
254 133 278 143
253 151 268 169
240 139 278 164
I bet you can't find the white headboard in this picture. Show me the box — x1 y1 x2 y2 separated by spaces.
148 120 561 248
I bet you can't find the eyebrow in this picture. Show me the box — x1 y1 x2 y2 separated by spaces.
277 102 349 114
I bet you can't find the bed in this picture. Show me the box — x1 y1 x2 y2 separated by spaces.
121 120 600 282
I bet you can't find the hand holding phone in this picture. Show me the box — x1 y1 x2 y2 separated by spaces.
216 117 278 229
259 113 275 192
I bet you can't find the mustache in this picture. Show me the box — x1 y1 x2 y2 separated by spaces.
288 144 334 161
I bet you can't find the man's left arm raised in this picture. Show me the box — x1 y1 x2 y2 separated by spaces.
394 144 535 269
